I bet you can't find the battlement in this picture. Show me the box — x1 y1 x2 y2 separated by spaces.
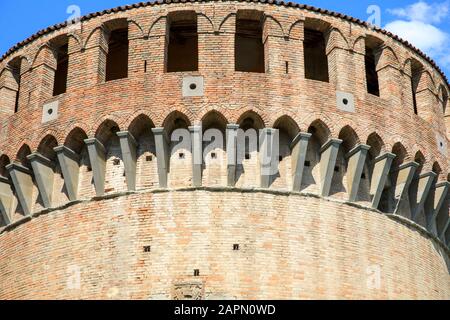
0 1 449 300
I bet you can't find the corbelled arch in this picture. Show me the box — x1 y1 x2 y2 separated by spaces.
128 114 155 136
237 110 266 130
95 119 121 146
37 134 58 160
273 115 300 140
64 127 88 154
366 132 386 158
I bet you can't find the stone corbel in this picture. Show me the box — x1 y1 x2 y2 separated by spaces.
117 131 138 191
84 138 106 196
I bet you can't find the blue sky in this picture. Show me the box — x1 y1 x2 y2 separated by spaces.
1 0 449 77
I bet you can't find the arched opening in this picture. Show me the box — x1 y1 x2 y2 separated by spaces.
378 142 408 214
439 85 448 114
51 35 69 96
65 128 91 198
235 111 265 188
365 132 385 204
129 115 157 190
235 10 265 73
166 11 198 72
201 111 228 186
95 120 125 194
272 116 300 190
6 57 22 114
104 19 129 81
408 151 426 223
410 59 423 115
365 36 382 96
164 111 192 188
303 18 330 82
302 120 331 193
35 135 69 209
13 144 34 216
333 126 360 199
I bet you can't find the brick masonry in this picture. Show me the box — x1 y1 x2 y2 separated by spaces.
0 1 449 299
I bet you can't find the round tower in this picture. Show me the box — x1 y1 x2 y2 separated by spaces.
0 1 449 300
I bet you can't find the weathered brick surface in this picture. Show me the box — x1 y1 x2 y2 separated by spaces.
0 190 448 300
0 1 449 299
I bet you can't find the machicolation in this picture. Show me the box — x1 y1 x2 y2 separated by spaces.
0 0 449 300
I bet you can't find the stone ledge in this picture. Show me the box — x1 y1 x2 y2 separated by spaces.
0 186 448 257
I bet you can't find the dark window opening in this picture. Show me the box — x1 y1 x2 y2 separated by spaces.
14 88 20 113
143 246 151 252
285 61 289 74
106 28 129 81
194 269 200 277
167 12 198 72
365 46 380 96
233 244 240 251
304 28 329 82
235 11 265 73
411 61 422 115
9 59 21 113
53 44 69 96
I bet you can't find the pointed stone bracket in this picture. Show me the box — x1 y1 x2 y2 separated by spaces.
152 127 170 188
27 152 55 208
319 139 343 197
54 145 80 201
291 132 312 192
84 138 106 197
117 131 137 191
0 176 14 225
392 161 419 214
345 144 371 202
411 171 437 222
226 124 240 187
370 153 396 209
260 128 279 188
6 163 33 216
189 126 203 187
427 181 449 236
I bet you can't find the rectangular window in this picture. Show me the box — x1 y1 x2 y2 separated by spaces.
106 28 129 81
167 12 198 72
235 11 265 73
53 43 69 96
304 28 329 82
365 46 380 96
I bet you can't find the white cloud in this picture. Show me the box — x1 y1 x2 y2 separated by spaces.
387 1 449 23
384 20 448 53
385 1 450 68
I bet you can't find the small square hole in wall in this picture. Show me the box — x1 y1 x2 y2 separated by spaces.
123 170 126 177
334 166 340 172
194 269 200 277
179 153 185 160
146 155 153 162
305 160 311 167
113 159 120 166
143 246 151 253
233 244 239 251
211 152 217 159
87 166 92 172
245 153 250 160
